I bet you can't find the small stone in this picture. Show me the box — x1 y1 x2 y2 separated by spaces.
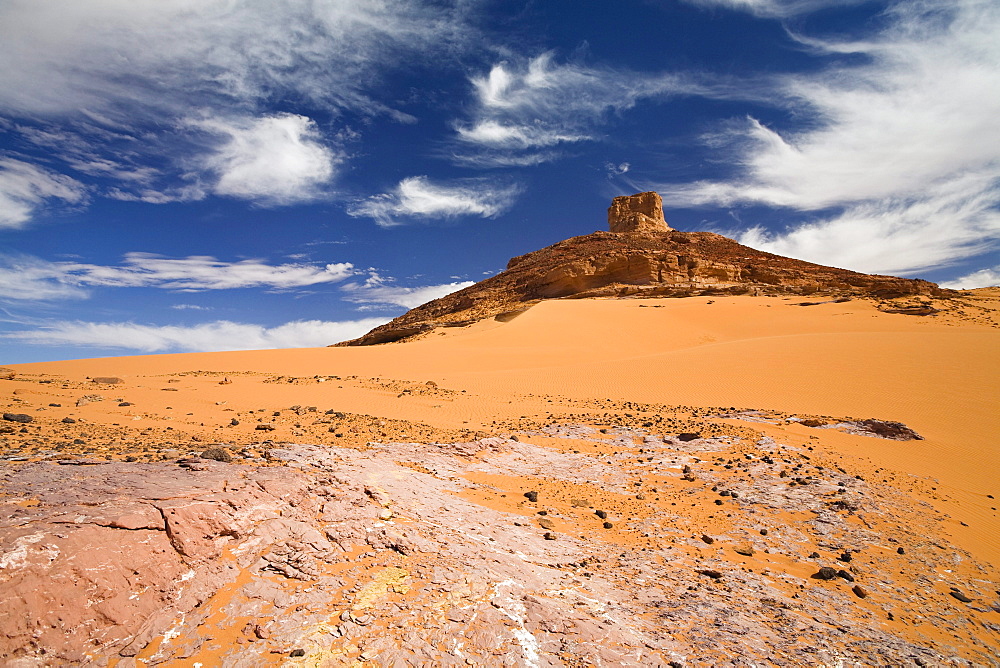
92 377 123 384
595 510 608 519
524 491 538 502
733 545 754 557
896 546 905 555
289 648 306 657
538 518 555 530
636 494 646 500
2 413 32 423
543 532 556 540
852 585 868 599
256 424 275 431
838 551 852 562
254 625 269 639
697 569 723 579
700 534 715 545
230 418 240 426
602 522 614 529
61 417 77 424
949 589 973 603
809 552 821 559
714 499 724 506
837 569 855 582
813 567 838 580
759 529 768 536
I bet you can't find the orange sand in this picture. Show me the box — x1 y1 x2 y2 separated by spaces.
5 292 999 567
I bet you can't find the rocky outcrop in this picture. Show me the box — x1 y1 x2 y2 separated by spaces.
608 191 670 233
341 205 948 345
2 418 995 665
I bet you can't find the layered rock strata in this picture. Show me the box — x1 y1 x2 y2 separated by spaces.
341 196 946 345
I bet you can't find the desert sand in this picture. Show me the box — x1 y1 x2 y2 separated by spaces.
2 290 999 665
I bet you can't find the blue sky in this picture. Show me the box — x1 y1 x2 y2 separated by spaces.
1 0 998 363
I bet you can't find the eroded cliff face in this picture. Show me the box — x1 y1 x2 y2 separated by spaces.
341 228 946 346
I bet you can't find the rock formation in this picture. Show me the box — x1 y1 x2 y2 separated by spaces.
607 191 670 233
340 192 948 346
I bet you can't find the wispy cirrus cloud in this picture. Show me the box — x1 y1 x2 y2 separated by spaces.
2 318 389 353
0 0 468 217
348 176 522 227
340 273 474 309
0 253 356 301
680 0 868 18
0 158 88 228
939 266 1000 290
658 0 1000 275
452 52 711 166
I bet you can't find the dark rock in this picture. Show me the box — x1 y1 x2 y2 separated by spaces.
897 546 905 555
838 551 852 562
837 569 855 582
92 377 123 384
524 491 538 502
201 447 233 463
290 648 305 657
230 418 239 426
256 424 275 431
759 529 768 536
678 433 700 442
543 532 556 540
697 569 723 579
852 585 868 599
2 413 33 423
949 589 973 603
854 419 923 441
595 509 608 519
809 551 821 559
61 417 76 424
700 534 715 545
602 522 614 529
813 567 839 580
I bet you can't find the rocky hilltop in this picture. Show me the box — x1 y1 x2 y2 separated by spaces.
341 192 946 346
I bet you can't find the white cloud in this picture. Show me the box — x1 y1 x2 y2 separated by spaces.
0 253 356 300
939 267 1000 290
0 0 466 216
341 274 474 309
453 52 705 165
659 0 1000 274
680 0 866 18
196 114 339 204
170 304 212 311
0 0 457 118
737 174 1000 274
0 158 87 228
348 176 521 227
2 318 389 353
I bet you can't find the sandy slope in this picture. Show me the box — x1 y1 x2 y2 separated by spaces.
6 293 999 562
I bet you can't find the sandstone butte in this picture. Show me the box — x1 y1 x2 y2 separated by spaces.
1 193 999 666
340 191 946 346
